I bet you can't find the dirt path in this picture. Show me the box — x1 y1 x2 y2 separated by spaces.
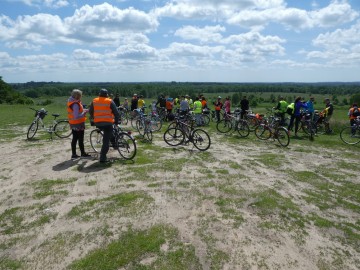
0 127 359 269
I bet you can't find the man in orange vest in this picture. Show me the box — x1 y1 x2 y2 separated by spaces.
89 89 120 163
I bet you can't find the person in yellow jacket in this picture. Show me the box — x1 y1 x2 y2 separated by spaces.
67 89 90 159
193 97 203 126
89 89 120 163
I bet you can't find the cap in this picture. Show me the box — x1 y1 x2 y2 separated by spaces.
99 89 108 97
218 96 221 98
133 93 138 96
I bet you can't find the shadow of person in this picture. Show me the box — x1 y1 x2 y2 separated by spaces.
52 159 83 171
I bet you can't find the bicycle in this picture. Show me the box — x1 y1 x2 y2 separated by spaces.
243 110 262 131
340 116 360 145
210 109 224 122
254 116 290 147
27 108 71 140
163 116 211 151
313 111 332 135
299 111 317 140
216 110 250 138
89 124 137 160
117 106 129 125
132 108 155 141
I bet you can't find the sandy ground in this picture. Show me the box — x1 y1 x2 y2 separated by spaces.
0 125 359 270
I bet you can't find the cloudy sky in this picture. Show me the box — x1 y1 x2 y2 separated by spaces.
1 0 360 83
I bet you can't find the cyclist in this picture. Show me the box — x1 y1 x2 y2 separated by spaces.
348 103 360 127
213 96 223 122
240 96 249 119
193 97 203 126
274 96 288 125
322 98 334 133
179 95 189 115
67 89 90 159
306 97 315 120
113 93 120 107
288 96 307 137
89 89 120 163
137 95 145 112
224 96 231 114
130 94 138 111
122 98 129 110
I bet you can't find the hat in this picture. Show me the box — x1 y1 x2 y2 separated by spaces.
133 93 138 96
218 96 221 99
99 89 108 97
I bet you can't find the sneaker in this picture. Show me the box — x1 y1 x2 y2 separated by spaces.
71 154 80 159
81 153 91 158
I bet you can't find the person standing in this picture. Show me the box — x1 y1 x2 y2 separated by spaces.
89 89 120 163
193 97 203 126
179 95 189 115
214 96 223 122
274 96 288 125
113 93 120 107
67 89 90 159
130 94 138 111
240 96 249 119
306 97 315 120
224 96 231 114
288 96 307 137
348 103 360 126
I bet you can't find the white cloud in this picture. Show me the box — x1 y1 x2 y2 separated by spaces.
0 3 158 49
174 25 225 43
7 0 69 8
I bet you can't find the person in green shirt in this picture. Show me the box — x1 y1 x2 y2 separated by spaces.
193 97 203 126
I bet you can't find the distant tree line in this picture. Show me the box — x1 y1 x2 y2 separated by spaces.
5 80 360 106
0 77 33 104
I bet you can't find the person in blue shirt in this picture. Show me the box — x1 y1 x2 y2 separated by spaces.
306 97 315 120
288 96 308 137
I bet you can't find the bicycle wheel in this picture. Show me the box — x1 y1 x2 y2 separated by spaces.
27 120 39 139
131 115 139 129
136 119 145 136
255 124 271 140
247 117 259 131
116 132 137 160
120 111 128 125
144 129 153 142
90 129 103 152
54 120 72 138
340 126 360 145
275 127 290 147
150 115 162 132
163 127 184 146
235 121 249 138
202 114 210 126
216 119 232 133
191 128 211 151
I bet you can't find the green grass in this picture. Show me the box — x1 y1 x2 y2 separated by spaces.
30 178 77 199
69 225 201 270
67 191 154 221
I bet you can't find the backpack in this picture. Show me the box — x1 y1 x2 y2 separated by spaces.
286 103 294 115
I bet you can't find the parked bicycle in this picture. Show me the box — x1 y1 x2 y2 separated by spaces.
216 110 250 138
89 124 137 160
340 116 360 145
299 111 317 140
313 110 332 134
243 109 262 131
27 108 71 140
117 105 129 125
254 115 290 147
163 116 211 151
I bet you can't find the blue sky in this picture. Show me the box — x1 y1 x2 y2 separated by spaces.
1 0 360 83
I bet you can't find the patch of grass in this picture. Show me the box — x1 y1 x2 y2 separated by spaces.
30 178 77 199
67 191 154 221
0 256 22 270
254 152 284 167
215 196 246 227
86 180 97 186
0 206 57 235
69 225 201 270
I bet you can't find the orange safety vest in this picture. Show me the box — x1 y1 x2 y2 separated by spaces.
92 97 114 123
166 100 173 110
67 100 86 125
349 107 359 120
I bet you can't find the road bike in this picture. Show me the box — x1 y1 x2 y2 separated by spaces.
340 116 360 145
163 116 211 151
216 110 250 138
89 124 137 160
254 116 290 147
27 108 71 140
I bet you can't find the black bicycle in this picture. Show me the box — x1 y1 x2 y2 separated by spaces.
89 124 137 160
163 116 211 151
27 108 71 139
340 116 360 145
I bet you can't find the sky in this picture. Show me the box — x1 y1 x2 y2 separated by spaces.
1 0 360 83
